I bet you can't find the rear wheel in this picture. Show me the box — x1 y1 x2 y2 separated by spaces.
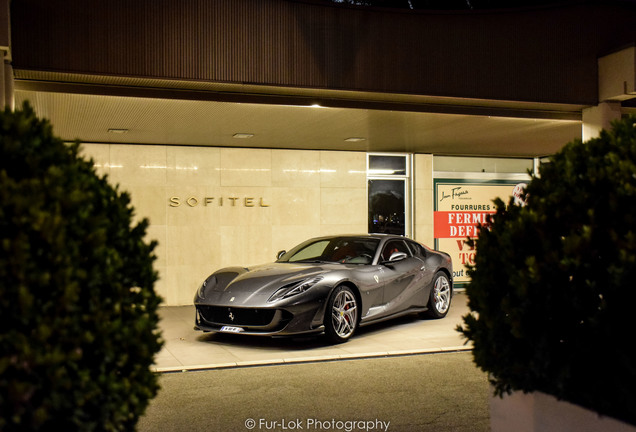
324 285 358 344
426 272 452 318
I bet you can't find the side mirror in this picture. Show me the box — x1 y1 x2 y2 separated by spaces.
276 250 286 260
386 251 408 264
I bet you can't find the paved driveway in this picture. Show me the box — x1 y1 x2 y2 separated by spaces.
140 351 490 432
154 292 471 372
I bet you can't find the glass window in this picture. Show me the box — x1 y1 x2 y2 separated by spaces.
380 239 410 262
329 238 379 264
281 237 380 265
367 153 412 238
433 156 533 174
368 179 406 236
368 155 407 176
286 240 329 262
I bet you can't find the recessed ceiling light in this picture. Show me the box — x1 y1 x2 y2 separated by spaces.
233 133 254 139
345 137 366 142
108 128 129 134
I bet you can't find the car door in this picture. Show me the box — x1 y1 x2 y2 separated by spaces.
406 240 438 301
379 239 426 312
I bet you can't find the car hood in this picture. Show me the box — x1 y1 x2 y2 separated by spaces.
202 262 336 306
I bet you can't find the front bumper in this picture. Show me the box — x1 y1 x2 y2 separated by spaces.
194 300 327 337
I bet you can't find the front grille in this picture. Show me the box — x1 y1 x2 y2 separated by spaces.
197 305 276 327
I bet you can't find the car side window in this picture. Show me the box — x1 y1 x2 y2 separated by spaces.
380 240 410 262
407 241 427 259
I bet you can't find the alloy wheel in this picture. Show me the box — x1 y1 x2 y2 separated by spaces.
331 289 358 339
433 275 451 314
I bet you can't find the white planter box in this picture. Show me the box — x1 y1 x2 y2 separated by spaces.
490 389 636 432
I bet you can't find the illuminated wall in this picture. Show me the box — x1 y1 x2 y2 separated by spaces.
80 144 403 305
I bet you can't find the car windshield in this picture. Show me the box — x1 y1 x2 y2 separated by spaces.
278 237 380 265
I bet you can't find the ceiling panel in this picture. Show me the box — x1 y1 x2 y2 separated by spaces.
15 89 583 158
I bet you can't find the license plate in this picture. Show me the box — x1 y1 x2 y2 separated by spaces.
220 326 244 333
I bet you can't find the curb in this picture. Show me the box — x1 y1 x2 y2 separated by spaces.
154 345 472 373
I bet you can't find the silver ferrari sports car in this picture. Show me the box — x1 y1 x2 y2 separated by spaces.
194 234 453 343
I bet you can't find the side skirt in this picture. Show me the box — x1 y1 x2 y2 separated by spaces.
359 307 429 328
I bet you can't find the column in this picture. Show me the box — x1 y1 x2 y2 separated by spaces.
0 0 11 110
582 46 636 141
582 102 621 142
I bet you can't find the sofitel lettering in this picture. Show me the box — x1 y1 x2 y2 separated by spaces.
169 196 270 207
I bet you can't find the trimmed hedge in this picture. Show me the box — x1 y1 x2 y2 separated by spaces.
457 116 636 425
0 103 163 431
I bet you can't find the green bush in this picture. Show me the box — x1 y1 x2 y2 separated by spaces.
0 103 163 431
457 116 636 425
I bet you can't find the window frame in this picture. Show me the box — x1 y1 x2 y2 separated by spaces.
367 153 413 238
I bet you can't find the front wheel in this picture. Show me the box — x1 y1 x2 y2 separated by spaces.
324 285 358 344
426 272 452 319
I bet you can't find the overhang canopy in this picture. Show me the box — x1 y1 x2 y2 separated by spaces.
9 0 636 156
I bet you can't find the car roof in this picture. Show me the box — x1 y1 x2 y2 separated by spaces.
309 233 411 242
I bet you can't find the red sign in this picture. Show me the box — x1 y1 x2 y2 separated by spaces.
433 211 493 239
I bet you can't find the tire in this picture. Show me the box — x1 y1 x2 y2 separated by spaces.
324 285 359 344
426 271 452 319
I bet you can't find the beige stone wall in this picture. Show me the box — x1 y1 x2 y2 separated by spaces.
80 144 379 305
414 154 434 247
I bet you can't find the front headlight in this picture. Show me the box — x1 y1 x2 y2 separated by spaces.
268 276 323 302
197 275 216 300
